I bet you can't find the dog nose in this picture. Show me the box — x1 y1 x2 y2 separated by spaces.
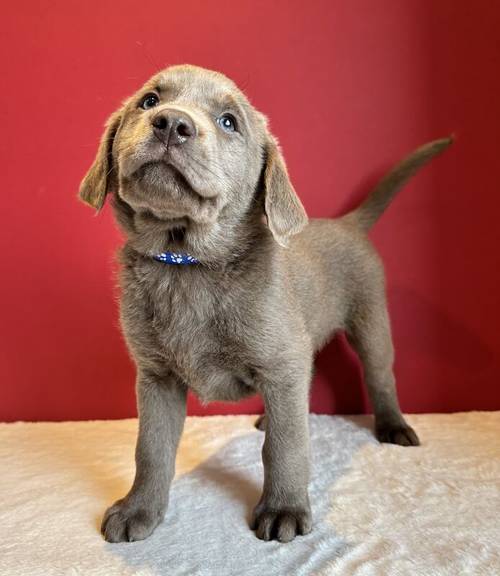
151 111 197 145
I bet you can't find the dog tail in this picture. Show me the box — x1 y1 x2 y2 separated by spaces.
344 136 453 232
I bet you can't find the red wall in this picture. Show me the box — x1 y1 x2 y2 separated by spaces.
1 1 499 421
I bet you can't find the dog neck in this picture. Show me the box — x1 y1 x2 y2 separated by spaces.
111 191 270 270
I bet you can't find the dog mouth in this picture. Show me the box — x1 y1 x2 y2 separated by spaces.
120 134 221 201
121 155 222 225
135 160 191 192
130 161 197 218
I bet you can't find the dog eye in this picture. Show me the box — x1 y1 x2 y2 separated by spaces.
140 93 160 110
217 114 237 133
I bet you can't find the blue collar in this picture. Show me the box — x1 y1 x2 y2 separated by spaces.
153 251 200 265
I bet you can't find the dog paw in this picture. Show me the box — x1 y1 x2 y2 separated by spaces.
251 503 312 543
101 499 164 543
376 422 420 446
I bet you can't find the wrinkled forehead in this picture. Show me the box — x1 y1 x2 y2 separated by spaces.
144 65 252 113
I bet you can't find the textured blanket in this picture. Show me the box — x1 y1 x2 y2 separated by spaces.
0 413 499 575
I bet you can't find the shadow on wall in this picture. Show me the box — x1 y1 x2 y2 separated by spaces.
312 285 497 416
313 333 366 415
389 286 497 412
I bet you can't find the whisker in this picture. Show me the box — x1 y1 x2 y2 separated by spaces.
105 164 116 179
182 149 223 181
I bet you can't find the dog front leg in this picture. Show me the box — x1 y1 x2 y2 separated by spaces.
251 367 312 543
101 369 187 543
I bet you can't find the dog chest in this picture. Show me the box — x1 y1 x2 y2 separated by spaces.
127 266 258 402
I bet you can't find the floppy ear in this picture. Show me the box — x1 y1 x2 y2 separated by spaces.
262 137 308 247
79 111 122 210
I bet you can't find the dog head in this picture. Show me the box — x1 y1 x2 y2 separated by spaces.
79 65 307 256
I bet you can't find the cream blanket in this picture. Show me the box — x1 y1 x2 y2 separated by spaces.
0 413 499 575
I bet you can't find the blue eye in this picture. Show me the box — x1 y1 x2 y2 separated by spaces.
140 93 160 110
217 114 237 132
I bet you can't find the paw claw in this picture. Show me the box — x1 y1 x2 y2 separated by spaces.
254 415 266 431
276 513 297 543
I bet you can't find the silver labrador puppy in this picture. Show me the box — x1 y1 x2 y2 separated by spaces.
80 65 451 544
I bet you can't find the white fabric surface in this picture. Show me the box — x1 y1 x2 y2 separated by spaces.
0 413 499 576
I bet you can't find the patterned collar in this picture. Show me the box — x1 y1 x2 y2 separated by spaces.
153 251 200 265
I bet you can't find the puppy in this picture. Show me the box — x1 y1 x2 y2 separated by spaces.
79 65 451 544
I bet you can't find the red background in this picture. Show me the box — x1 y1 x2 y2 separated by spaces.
1 1 499 422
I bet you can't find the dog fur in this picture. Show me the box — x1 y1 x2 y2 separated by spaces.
79 65 452 543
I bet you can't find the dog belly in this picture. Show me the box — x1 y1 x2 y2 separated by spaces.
188 367 256 404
